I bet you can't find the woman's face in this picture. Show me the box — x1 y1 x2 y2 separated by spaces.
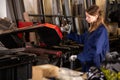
85 12 98 23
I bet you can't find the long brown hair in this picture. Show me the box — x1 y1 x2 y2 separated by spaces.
86 5 110 32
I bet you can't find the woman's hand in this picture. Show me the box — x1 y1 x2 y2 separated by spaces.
69 55 77 61
60 24 72 34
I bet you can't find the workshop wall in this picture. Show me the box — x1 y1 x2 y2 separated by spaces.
0 0 7 18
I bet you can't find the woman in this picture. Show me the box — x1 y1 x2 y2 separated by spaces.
67 5 110 72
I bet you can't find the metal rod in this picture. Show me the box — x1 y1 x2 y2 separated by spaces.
29 14 74 18
70 61 74 70
29 14 85 18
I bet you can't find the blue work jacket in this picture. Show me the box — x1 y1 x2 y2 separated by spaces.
67 24 109 68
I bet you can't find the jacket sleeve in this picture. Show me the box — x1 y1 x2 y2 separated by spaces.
66 32 87 44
